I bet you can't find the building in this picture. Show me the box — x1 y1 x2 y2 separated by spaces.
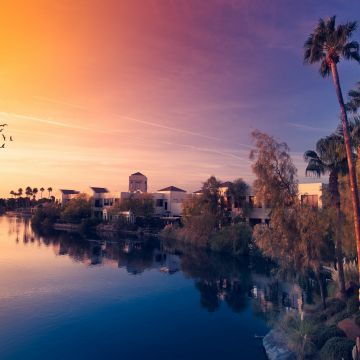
153 186 187 217
60 189 80 205
90 187 114 218
129 172 147 193
298 182 324 207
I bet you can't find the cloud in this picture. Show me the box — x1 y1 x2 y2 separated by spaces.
287 122 331 132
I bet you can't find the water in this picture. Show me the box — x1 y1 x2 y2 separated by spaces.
0 216 297 360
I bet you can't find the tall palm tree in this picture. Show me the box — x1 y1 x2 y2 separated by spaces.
25 186 32 207
40 187 44 199
304 16 360 300
32 187 38 200
304 134 348 296
47 187 53 198
10 190 15 198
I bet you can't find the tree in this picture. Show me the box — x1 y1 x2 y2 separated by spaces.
250 130 298 208
40 187 45 199
304 134 348 296
227 178 250 220
47 187 53 198
25 186 33 207
304 16 360 303
110 193 154 218
61 193 92 223
348 82 360 113
10 190 15 198
32 188 38 200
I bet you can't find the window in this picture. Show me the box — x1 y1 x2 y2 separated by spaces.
95 199 101 207
156 199 163 207
301 195 318 207
249 196 262 208
234 196 246 209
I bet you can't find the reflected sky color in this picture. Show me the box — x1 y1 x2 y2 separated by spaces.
1 0 360 195
0 216 270 359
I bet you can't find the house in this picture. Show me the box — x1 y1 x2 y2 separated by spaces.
298 182 324 207
129 172 147 193
153 186 187 217
90 187 114 218
60 189 80 205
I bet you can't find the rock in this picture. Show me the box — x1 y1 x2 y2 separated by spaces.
263 330 296 360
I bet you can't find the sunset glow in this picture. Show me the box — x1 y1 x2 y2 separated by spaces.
1 0 359 196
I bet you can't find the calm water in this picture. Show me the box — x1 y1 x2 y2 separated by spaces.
0 216 301 360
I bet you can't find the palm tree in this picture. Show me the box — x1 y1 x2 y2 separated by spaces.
40 187 44 199
25 186 32 207
47 187 53 198
10 190 15 198
32 187 38 200
304 134 348 296
348 82 360 113
304 16 360 300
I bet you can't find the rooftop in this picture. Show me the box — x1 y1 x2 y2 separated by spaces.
131 172 146 176
90 187 109 194
60 189 80 195
158 186 186 193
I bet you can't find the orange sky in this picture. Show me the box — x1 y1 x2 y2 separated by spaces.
1 0 359 197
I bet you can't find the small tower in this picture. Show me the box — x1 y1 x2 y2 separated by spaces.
129 172 147 193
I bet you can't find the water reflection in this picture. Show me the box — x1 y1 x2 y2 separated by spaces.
4 215 325 320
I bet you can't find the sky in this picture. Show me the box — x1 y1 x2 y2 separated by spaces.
1 0 360 197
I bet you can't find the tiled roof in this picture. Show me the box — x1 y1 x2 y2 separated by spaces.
90 187 109 193
60 189 80 195
131 172 146 176
158 186 186 193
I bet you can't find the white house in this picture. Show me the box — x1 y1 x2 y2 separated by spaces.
153 186 187 217
90 187 115 218
60 189 80 205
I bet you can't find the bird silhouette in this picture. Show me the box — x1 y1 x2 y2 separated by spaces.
1 143 5 148
0 124 8 127
10 136 13 141
2 134 5 141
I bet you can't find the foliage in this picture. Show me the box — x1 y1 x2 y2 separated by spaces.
32 203 61 230
320 337 355 360
250 130 298 208
61 193 92 223
210 223 252 256
279 313 317 359
227 178 250 219
313 325 346 349
109 193 154 218
304 16 360 76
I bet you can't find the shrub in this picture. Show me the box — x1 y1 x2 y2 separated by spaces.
325 298 347 317
347 295 359 315
210 223 252 256
320 337 355 360
313 325 346 349
355 313 360 328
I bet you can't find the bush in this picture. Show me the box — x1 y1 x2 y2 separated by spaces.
347 295 359 315
325 298 347 317
355 313 360 327
313 325 346 349
320 337 355 360
210 223 252 256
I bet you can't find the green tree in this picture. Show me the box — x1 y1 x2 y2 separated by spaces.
227 178 250 220
61 193 92 223
32 188 38 200
110 193 154 218
304 16 360 302
348 82 360 113
304 133 348 296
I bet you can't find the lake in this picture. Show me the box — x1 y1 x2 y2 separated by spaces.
0 215 303 360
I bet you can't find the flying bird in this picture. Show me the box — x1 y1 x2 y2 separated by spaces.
10 136 13 141
1 143 5 148
0 124 8 127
